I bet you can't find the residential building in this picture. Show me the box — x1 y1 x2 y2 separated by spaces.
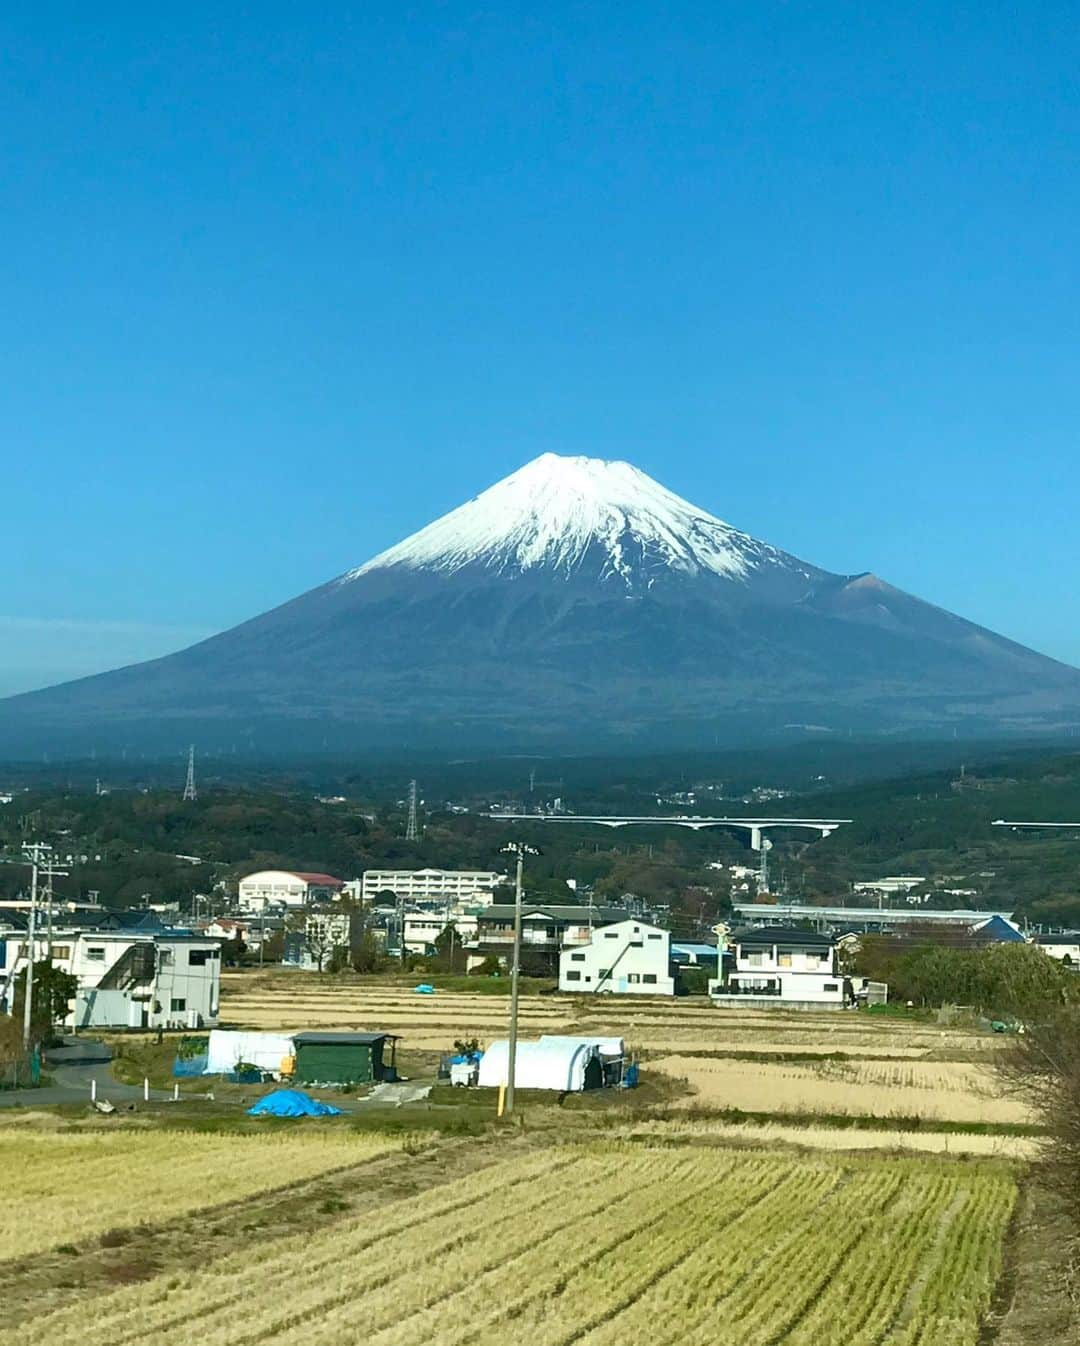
709 926 845 1009
559 919 675 995
237 870 344 912
283 908 363 972
403 910 479 955
469 902 629 973
361 868 507 905
0 914 222 1029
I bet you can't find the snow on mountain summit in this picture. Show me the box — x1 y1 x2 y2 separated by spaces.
344 453 801 587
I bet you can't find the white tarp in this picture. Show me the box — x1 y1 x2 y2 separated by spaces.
206 1030 296 1075
477 1038 600 1091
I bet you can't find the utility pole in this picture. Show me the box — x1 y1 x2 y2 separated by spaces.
21 843 48 1050
40 852 68 960
182 745 197 802
501 841 539 1115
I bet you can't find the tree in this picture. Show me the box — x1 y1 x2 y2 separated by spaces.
12 959 78 1044
433 923 466 973
351 929 387 974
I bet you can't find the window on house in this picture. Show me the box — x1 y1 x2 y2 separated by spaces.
642 973 657 984
744 951 764 967
188 949 210 966
598 968 609 978
52 945 71 960
824 983 839 992
647 933 662 940
603 932 618 939
571 952 586 962
565 970 581 981
85 947 106 961
627 973 640 984
170 998 186 1012
778 951 792 967
158 950 173 966
629 940 643 948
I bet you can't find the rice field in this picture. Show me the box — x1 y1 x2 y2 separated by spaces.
219 973 999 1059
654 1053 1033 1124
622 1117 1041 1159
0 1126 404 1260
12 1141 1018 1346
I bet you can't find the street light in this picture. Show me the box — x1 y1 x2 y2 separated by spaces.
500 841 539 1115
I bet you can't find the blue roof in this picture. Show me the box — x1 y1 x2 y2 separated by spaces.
671 942 718 957
973 915 1026 943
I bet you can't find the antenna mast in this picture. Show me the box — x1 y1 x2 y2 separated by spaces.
405 780 419 842
182 745 198 802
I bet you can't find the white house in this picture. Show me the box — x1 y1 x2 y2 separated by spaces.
559 919 675 996
238 870 344 912
709 926 845 1009
361 869 506 905
0 922 222 1030
403 910 479 955
284 909 362 971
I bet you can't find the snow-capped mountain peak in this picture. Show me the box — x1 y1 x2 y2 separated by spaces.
343 452 795 587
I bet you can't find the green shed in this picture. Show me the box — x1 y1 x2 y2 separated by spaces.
292 1031 399 1086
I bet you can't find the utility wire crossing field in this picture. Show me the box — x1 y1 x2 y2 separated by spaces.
0 1128 404 1261
16 1142 1017 1346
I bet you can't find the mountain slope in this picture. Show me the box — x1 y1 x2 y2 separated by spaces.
2 453 1078 755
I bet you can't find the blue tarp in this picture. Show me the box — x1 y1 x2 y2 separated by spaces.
247 1089 343 1118
173 1053 209 1077
414 983 436 994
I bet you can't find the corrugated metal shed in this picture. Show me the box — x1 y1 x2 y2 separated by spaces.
292 1031 399 1086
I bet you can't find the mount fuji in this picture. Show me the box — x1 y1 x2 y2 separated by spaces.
3 453 1079 755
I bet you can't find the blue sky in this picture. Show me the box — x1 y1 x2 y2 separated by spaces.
3 4 1079 695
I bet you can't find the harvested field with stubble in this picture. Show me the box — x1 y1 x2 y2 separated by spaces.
654 1054 1034 1124
10 1141 1018 1346
0 1126 405 1260
219 972 1000 1059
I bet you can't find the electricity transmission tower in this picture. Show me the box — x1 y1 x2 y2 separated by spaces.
405 780 419 841
182 745 197 801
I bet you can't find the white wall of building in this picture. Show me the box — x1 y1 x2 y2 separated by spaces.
238 870 342 911
403 911 478 954
559 919 674 996
361 869 506 904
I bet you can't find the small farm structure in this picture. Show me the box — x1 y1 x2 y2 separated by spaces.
292 1031 399 1086
478 1035 623 1091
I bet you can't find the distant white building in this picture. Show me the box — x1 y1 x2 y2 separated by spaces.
710 926 845 1009
1033 934 1080 965
559 918 674 996
238 870 344 912
403 910 479 955
284 909 362 972
361 869 507 905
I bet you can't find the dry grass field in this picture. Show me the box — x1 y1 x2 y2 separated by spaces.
653 1053 1033 1124
0 1126 404 1260
11 1141 1017 1346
